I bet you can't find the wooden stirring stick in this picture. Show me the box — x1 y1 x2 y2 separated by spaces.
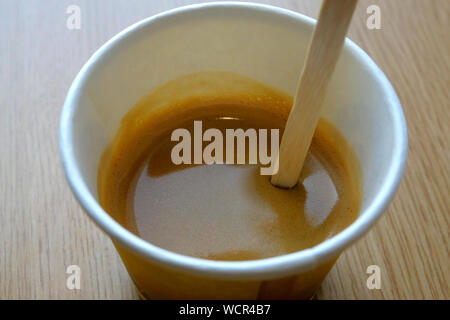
271 0 358 189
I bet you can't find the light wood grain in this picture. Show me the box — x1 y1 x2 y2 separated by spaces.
272 0 357 188
0 0 448 299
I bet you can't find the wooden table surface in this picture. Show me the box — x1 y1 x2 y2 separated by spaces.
0 0 448 300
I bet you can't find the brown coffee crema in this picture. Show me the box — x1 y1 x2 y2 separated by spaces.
98 72 362 261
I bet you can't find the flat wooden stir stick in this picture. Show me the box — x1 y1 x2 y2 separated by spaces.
271 0 358 189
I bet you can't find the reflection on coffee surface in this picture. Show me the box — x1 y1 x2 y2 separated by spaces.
98 72 362 261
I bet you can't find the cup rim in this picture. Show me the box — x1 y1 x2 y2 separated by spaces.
59 1 408 280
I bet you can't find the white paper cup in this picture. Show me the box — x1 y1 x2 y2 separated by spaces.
59 2 407 299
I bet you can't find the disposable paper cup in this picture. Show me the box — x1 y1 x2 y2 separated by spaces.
60 2 407 299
